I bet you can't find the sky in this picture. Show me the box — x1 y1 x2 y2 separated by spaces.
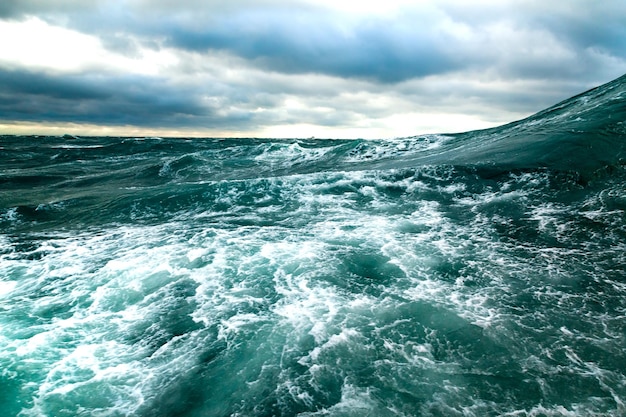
0 0 625 139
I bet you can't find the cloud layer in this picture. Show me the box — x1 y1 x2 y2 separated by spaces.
1 0 625 138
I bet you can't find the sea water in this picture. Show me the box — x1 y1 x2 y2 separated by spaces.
1 75 625 416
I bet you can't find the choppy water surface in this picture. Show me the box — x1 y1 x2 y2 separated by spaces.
1 75 626 416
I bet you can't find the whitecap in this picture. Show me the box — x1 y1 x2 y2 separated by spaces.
0 280 17 297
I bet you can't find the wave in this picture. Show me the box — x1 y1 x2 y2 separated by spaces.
439 73 626 175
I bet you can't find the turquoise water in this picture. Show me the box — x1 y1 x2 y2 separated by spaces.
1 75 625 416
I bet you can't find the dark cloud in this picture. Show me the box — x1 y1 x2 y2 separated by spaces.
161 10 460 83
0 69 234 128
534 11 626 57
0 68 361 131
0 0 98 19
0 70 109 100
51 5 459 84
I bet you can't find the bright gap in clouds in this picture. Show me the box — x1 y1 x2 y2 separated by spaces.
305 0 418 14
0 17 177 75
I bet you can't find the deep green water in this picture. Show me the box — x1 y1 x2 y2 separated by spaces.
1 75 626 416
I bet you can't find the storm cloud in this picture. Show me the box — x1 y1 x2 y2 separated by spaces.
161 9 461 83
1 0 625 138
0 69 214 126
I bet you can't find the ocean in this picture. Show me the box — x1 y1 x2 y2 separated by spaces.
1 74 625 416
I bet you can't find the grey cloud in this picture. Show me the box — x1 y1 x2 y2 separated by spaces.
89 8 462 83
533 11 626 57
0 70 109 100
9 1 625 86
0 0 99 19
15 3 462 83
0 69 237 128
439 1 626 69
0 68 362 131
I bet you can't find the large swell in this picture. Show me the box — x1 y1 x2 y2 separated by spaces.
1 74 625 416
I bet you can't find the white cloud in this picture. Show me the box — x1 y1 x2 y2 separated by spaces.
0 17 177 76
